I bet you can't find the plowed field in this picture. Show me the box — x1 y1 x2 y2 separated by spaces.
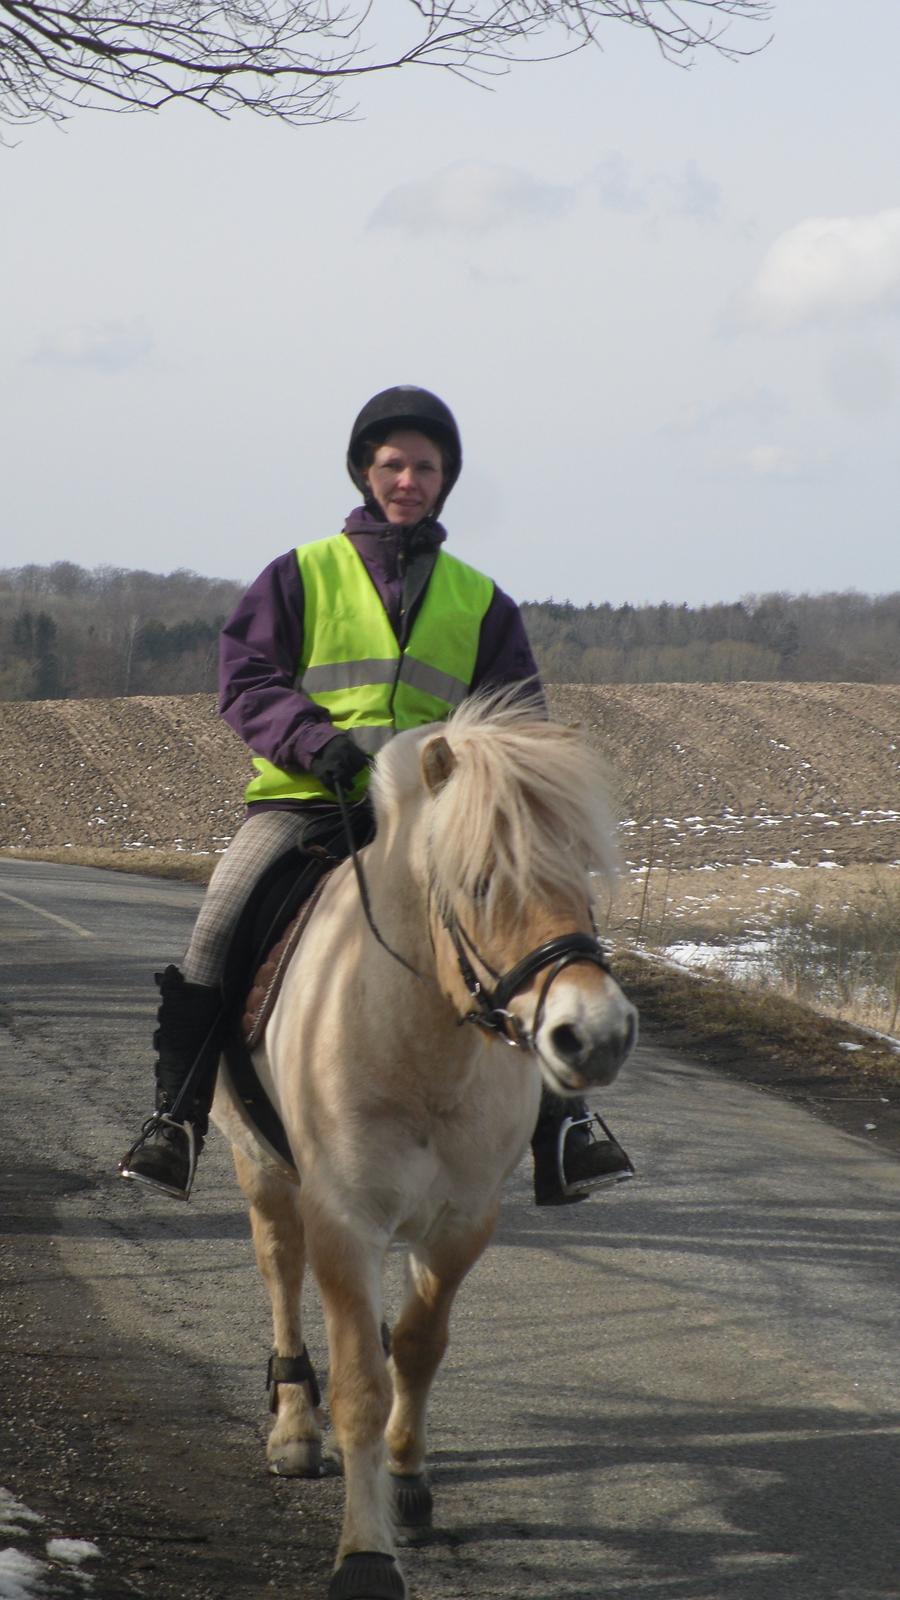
2 683 898 871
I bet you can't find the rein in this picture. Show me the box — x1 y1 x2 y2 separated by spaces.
336 781 612 1054
335 782 424 981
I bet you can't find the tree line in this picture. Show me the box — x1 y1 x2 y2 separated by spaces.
521 592 900 685
1 563 899 701
0 563 243 700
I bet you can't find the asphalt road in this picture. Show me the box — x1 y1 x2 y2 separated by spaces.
1 857 899 1600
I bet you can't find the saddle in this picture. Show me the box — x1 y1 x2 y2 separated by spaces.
221 801 374 1164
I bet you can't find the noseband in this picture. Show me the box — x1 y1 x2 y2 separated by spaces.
446 918 613 1052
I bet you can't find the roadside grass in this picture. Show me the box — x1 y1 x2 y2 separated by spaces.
607 862 900 1036
765 883 900 1035
612 941 900 1157
0 844 217 884
613 946 899 1088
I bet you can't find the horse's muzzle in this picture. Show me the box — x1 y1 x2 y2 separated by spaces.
535 988 638 1093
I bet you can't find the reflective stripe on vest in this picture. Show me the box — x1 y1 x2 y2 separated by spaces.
244 534 494 805
301 656 472 707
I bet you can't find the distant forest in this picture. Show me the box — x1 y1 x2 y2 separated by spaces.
2 562 899 701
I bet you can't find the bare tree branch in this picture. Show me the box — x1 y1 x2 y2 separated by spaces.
0 0 773 129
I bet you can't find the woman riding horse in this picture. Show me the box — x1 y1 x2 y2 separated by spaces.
119 385 633 1205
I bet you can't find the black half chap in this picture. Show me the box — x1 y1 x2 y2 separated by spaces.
532 1087 589 1147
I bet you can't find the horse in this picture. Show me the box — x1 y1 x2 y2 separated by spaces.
213 698 638 1600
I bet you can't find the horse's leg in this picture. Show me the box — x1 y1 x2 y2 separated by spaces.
303 1203 402 1595
386 1207 499 1528
231 1146 325 1478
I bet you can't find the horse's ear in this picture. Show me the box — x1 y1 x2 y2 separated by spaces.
421 735 457 795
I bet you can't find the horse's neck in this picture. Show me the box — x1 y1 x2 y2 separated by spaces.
339 832 470 1056
360 832 435 992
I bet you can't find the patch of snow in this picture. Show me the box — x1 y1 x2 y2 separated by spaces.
0 1495 42 1538
0 1547 47 1600
665 939 773 981
46 1539 100 1567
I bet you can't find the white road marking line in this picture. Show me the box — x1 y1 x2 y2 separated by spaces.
0 888 97 939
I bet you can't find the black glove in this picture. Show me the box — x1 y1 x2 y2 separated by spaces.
308 734 370 794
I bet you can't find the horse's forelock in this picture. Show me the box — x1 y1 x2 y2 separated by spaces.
423 698 619 924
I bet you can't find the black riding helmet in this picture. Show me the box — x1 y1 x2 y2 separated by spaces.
347 386 462 516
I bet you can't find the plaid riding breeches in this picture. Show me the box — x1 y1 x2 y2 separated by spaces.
182 809 330 988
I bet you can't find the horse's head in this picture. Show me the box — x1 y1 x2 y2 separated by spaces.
373 698 637 1096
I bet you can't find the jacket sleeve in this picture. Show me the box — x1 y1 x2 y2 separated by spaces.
218 552 340 770
471 585 547 712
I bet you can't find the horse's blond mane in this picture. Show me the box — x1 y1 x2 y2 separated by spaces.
375 695 619 926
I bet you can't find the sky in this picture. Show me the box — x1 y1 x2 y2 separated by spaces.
3 0 900 607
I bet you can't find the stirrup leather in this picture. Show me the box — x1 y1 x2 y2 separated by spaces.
118 1112 199 1201
557 1112 635 1200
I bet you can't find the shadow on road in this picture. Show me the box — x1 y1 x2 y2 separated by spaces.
426 1400 900 1598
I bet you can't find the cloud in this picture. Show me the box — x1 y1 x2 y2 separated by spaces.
660 386 787 439
742 209 900 329
588 153 722 222
370 154 722 240
737 444 831 481
32 319 154 373
369 161 574 236
588 152 647 214
665 159 723 223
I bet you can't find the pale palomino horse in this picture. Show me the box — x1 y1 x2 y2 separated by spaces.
213 701 638 1600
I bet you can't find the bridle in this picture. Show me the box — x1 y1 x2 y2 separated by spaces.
336 784 614 1056
444 913 613 1051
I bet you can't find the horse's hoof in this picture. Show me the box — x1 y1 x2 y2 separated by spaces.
268 1438 324 1478
327 1552 405 1600
390 1471 433 1529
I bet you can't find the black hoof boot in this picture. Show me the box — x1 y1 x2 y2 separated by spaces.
327 1552 405 1600
119 1114 200 1201
533 1104 634 1206
390 1471 433 1529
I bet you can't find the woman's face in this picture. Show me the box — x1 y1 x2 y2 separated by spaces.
365 430 444 526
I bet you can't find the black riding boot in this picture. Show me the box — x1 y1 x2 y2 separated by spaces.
531 1089 634 1206
118 965 223 1202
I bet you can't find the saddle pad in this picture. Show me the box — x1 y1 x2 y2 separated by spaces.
242 869 333 1050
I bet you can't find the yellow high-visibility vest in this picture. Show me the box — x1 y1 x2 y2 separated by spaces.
244 534 494 804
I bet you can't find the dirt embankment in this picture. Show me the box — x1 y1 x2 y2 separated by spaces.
1 683 899 867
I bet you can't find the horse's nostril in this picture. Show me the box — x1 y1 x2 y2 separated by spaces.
550 1023 584 1062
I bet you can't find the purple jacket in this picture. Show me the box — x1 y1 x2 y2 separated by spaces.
219 509 543 778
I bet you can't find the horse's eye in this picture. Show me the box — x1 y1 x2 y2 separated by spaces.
472 874 492 902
